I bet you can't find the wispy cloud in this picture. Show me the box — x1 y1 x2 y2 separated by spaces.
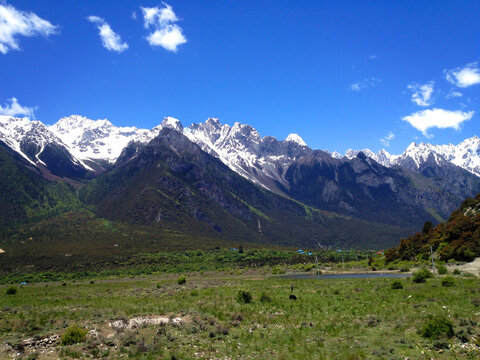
87 16 128 53
444 62 480 88
380 132 395 147
407 81 434 107
369 55 377 60
348 77 381 91
141 3 187 52
402 108 473 138
446 89 463 99
0 97 36 118
0 3 58 54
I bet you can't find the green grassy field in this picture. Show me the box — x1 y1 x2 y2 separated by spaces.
1 270 479 359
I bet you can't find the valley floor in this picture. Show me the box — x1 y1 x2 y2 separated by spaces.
1 270 479 359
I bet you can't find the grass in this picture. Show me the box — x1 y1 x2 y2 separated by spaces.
1 271 479 359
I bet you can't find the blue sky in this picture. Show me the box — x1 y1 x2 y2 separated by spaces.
0 0 479 154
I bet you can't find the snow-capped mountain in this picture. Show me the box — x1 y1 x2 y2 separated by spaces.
184 118 310 190
2 113 479 192
344 136 480 177
0 115 90 178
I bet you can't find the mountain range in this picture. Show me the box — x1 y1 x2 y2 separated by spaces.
1 114 479 250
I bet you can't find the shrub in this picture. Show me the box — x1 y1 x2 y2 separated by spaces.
391 280 403 289
259 291 272 303
412 269 433 283
236 290 252 304
400 267 410 273
6 286 17 295
419 316 454 339
303 264 315 272
453 269 461 275
190 290 198 297
177 276 186 285
437 264 448 275
441 276 455 287
156 283 162 289
61 325 88 345
89 280 95 285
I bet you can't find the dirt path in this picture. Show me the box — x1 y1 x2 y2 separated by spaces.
449 257 480 275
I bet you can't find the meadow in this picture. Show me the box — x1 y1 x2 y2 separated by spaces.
1 266 479 359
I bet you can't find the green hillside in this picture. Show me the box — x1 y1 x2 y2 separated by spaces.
386 193 480 262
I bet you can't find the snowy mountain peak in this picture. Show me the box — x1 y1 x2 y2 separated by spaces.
285 133 307 146
160 117 183 132
50 115 159 163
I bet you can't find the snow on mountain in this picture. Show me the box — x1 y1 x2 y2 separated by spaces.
344 148 395 167
184 118 310 189
49 115 159 163
0 115 89 170
285 133 307 146
343 136 480 177
2 112 480 184
48 115 184 164
393 138 480 176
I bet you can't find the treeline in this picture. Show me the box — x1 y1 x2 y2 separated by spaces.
386 193 480 262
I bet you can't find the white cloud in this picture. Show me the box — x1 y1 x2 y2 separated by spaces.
407 81 434 107
141 3 186 52
0 3 57 54
87 16 128 53
446 90 463 99
131 11 137 20
380 132 395 147
444 62 480 88
402 108 473 137
369 55 377 60
348 78 381 91
0 97 36 118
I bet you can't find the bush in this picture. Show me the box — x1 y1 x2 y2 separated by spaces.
453 269 461 275
89 280 95 285
6 286 17 295
236 290 253 304
190 290 198 297
259 291 272 303
177 276 186 285
412 269 433 283
419 316 454 339
61 325 88 345
400 267 410 273
441 276 455 287
437 264 448 275
391 280 403 289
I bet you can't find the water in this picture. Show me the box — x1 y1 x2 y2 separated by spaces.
277 272 411 280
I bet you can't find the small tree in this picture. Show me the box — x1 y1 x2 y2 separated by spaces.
61 325 88 345
6 286 17 295
391 280 403 289
419 316 454 339
422 221 434 234
236 290 252 304
412 268 433 283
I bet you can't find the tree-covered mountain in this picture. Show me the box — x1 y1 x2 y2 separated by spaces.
0 144 80 234
386 193 480 262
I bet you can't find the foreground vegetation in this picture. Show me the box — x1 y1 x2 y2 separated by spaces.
1 270 479 359
387 193 480 263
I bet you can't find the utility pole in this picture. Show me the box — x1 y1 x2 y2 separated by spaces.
430 246 435 274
